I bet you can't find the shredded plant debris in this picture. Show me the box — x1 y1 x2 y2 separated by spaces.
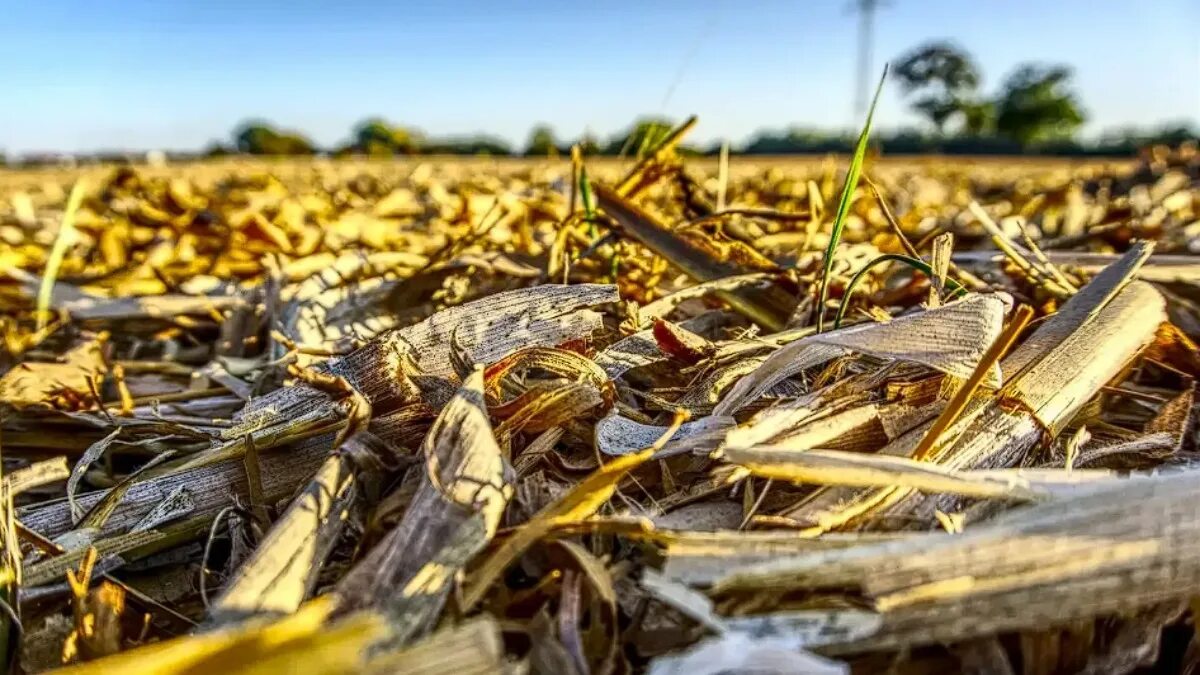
1 132 1200 674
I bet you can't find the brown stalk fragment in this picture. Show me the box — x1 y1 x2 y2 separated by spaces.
461 422 671 609
652 318 715 364
593 184 795 331
208 436 371 623
952 250 1200 285
724 446 1052 502
614 116 698 198
18 433 331 541
911 304 1034 460
237 283 617 431
784 243 1164 531
2 457 68 496
334 368 512 645
16 403 420 544
361 616 505 675
3 140 1199 673
0 335 108 411
712 467 1200 655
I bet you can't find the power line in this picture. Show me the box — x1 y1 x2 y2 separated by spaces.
850 0 888 116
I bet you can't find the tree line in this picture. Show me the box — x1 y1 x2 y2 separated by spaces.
215 117 679 159
217 43 1193 159
6 41 1195 164
218 117 1193 161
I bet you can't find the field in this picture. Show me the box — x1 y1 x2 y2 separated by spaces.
1 144 1199 674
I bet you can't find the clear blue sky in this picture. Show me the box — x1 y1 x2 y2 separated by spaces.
2 0 1197 153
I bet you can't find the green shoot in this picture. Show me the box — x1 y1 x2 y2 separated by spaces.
815 65 888 333
37 178 87 332
578 163 620 278
834 253 969 329
579 165 597 238
635 122 670 159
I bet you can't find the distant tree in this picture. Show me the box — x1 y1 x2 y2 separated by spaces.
277 133 315 155
351 118 422 155
234 122 273 154
461 137 513 156
894 41 1088 147
203 142 233 157
894 42 980 95
233 121 315 155
1093 123 1199 155
742 127 854 154
524 124 559 157
574 132 601 156
330 142 358 158
424 136 513 156
391 127 422 153
354 118 396 156
909 97 963 133
894 41 989 135
878 128 937 154
994 65 1086 146
1151 123 1200 146
959 100 997 136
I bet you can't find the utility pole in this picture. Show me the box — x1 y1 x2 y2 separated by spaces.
852 0 885 116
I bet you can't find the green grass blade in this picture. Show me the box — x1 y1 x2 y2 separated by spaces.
579 165 599 240
815 65 889 333
36 178 87 332
834 253 969 329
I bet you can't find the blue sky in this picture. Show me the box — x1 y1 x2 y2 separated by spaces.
2 0 1197 153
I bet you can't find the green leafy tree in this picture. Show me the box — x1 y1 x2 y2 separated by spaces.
894 42 980 94
424 136 513 156
202 142 233 157
233 121 315 155
234 122 275 154
895 41 1086 146
351 118 422 155
959 100 997 136
909 97 963 132
354 118 396 156
994 65 1086 146
574 131 601 156
524 124 559 157
894 41 991 135
283 135 315 154
743 127 854 154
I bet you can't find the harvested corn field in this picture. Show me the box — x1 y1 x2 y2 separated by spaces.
2 138 1200 674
